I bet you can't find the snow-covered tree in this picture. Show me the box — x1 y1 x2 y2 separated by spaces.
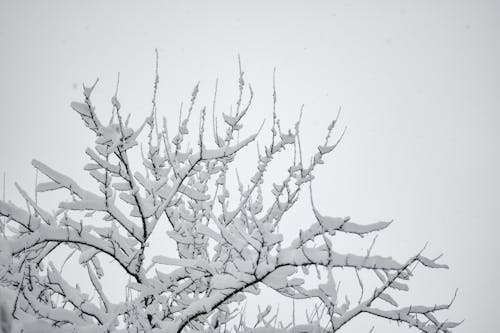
0 57 459 333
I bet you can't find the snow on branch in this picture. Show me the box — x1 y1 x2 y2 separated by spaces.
0 58 458 333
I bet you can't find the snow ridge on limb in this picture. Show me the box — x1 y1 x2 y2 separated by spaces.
0 57 458 333
311 209 392 237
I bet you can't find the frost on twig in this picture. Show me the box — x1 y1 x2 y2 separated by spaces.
0 58 458 333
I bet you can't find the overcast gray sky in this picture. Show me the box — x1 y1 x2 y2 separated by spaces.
1 1 499 332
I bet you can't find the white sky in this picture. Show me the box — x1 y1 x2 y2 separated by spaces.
1 1 499 332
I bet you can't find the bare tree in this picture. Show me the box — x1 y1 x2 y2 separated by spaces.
0 56 459 333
